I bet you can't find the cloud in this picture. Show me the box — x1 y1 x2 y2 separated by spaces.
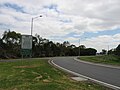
81 34 120 52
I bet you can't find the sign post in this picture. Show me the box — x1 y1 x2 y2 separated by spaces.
21 35 32 58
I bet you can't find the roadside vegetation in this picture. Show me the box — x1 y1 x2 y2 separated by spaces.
78 44 120 66
0 59 111 90
0 30 119 59
0 30 97 59
78 55 120 66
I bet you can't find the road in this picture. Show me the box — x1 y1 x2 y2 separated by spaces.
52 57 120 89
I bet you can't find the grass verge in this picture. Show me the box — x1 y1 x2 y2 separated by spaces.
0 59 111 90
78 55 120 66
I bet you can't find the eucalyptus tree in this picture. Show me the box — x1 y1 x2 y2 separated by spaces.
115 44 120 56
2 30 21 57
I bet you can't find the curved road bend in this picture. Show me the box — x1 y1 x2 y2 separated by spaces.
52 57 120 88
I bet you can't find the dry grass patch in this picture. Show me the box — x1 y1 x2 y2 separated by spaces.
13 65 39 68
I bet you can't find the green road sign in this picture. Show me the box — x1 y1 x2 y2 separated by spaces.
21 49 32 55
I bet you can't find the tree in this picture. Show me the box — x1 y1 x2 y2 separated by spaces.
101 49 107 55
108 49 115 55
80 45 86 49
63 41 70 47
2 30 21 45
1 30 21 58
0 30 98 58
0 38 7 58
115 44 120 56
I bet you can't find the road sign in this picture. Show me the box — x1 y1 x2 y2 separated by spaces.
21 35 32 57
21 35 32 49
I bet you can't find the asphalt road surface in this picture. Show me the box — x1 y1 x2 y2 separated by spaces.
52 57 120 88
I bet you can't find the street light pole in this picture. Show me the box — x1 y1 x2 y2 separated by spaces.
79 39 80 56
78 37 87 57
31 18 33 36
30 15 42 36
30 15 42 58
107 45 109 55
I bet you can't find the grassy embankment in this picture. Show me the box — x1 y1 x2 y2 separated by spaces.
78 55 120 66
0 59 111 90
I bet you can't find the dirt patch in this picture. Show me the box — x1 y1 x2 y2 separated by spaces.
13 65 39 68
43 79 51 83
33 75 43 81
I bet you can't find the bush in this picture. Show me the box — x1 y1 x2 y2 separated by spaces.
115 44 120 56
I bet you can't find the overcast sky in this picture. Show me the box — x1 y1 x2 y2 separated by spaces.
0 0 120 52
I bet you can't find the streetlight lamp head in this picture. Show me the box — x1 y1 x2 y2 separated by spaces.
40 15 42 17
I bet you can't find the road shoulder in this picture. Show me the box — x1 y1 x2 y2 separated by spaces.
74 57 120 69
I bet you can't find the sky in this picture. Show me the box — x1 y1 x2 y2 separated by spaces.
0 0 120 52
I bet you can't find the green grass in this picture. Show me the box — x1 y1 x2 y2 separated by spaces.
78 55 120 66
0 59 111 90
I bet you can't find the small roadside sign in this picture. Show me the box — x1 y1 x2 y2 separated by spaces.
21 35 32 58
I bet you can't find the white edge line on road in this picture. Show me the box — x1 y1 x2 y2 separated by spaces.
48 59 120 90
74 57 120 69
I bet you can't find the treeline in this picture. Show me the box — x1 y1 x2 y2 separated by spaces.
0 30 98 58
99 45 120 56
108 44 120 56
